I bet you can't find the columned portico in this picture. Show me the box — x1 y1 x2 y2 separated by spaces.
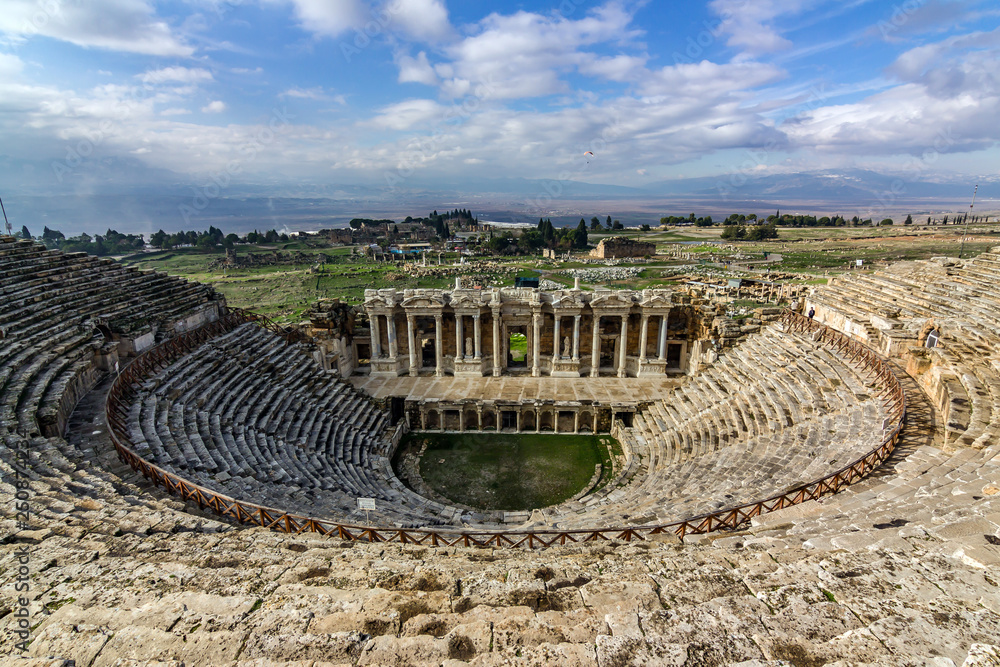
492 307 502 376
387 315 398 359
590 315 601 378
473 314 482 360
639 314 649 364
617 315 628 378
407 315 417 376
531 310 542 377
434 314 443 377
371 314 382 359
552 316 561 359
637 291 672 377
658 314 668 361
572 315 581 361
363 286 688 380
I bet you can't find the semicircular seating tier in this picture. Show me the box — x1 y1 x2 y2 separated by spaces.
117 316 890 531
540 325 888 529
0 237 223 440
806 246 1000 451
123 321 458 528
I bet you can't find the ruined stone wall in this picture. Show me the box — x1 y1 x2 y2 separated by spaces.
589 236 655 259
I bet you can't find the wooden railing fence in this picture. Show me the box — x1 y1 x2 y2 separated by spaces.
106 309 905 547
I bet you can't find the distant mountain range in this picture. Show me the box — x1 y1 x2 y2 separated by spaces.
2 155 992 236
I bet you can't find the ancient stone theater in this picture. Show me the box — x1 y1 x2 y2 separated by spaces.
2 235 999 665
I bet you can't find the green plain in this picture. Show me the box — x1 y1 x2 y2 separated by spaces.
404 432 614 511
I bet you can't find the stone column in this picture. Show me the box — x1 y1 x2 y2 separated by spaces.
639 314 649 363
572 314 581 361
434 313 443 377
531 311 541 377
492 309 502 376
387 315 398 359
473 314 482 359
459 409 464 431
591 314 601 377
407 315 417 376
658 313 669 361
371 314 382 359
574 412 579 434
618 314 628 378
552 315 561 360
455 314 463 363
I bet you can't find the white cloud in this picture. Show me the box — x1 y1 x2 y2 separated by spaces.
708 0 802 55
160 108 192 116
201 100 227 113
783 34 1000 156
436 3 641 100
578 54 648 82
281 86 326 99
397 51 438 85
369 98 444 130
0 0 193 56
640 60 784 98
140 67 214 85
386 0 452 42
270 0 368 37
0 53 24 77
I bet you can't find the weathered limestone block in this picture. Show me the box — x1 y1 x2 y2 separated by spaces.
239 630 369 663
356 634 451 665
91 626 248 667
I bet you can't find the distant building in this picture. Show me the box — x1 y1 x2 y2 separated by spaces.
589 236 655 259
324 228 353 244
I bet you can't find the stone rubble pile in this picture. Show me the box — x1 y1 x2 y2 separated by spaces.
565 267 643 283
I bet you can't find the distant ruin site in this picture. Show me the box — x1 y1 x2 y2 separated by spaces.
2 234 1000 665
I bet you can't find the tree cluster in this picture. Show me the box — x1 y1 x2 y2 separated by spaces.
590 216 623 230
39 227 145 256
929 213 981 225
149 227 287 250
483 218 588 256
660 213 714 227
721 222 779 241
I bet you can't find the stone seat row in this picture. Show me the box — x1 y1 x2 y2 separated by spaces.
537 326 887 529
0 240 219 440
831 269 1000 340
124 323 462 528
809 251 1000 452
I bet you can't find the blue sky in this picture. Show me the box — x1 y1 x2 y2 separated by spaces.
1 0 998 194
